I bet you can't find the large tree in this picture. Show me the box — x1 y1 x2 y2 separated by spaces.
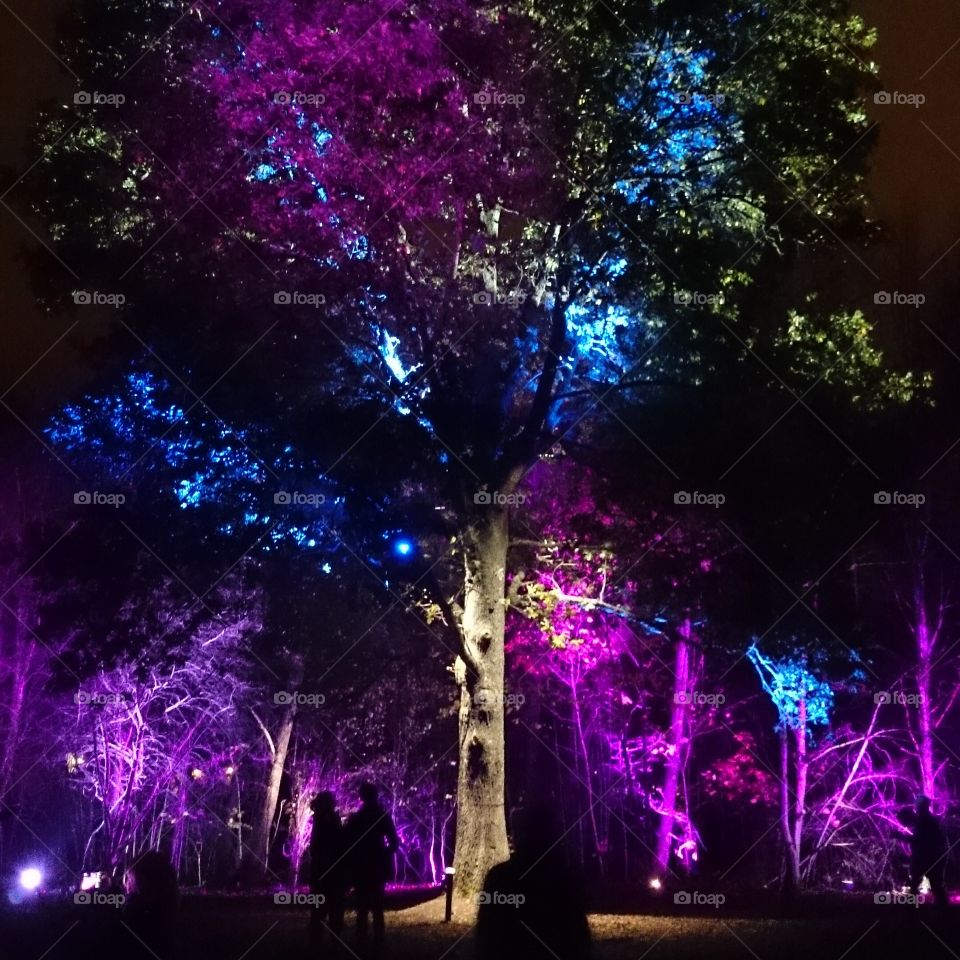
31 0 899 896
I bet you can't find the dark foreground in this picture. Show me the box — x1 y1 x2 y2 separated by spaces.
2 893 959 960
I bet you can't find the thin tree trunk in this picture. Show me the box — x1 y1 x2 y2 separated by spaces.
655 624 692 875
452 508 510 900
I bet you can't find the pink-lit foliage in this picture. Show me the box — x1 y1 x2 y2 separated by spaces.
61 578 259 878
505 460 722 876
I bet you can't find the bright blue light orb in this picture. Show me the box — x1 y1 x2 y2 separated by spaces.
19 867 42 891
393 538 414 557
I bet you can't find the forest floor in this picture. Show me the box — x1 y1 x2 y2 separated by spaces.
2 892 959 960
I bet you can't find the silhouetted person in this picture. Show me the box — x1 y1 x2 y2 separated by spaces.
344 783 399 950
900 796 949 912
477 805 591 960
309 791 347 950
122 851 178 959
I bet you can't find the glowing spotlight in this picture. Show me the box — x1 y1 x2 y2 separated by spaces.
19 868 42 892
224 765 235 776
393 538 414 557
649 877 662 891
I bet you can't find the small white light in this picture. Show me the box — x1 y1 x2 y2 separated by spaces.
20 867 42 891
81 872 101 891
649 877 662 890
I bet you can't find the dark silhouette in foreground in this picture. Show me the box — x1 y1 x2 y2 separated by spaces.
897 795 950 913
309 791 347 950
477 805 591 960
344 782 399 951
123 851 179 958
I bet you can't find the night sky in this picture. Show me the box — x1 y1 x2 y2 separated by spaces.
1 0 959 424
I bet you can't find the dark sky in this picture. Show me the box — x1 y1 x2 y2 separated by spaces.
1 0 959 424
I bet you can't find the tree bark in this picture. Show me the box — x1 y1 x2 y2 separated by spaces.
452 507 510 900
655 622 692 875
246 655 303 881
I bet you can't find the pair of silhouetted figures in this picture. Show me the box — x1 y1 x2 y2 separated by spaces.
309 783 399 953
476 805 592 960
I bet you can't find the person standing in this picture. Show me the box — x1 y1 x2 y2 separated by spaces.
309 791 346 950
344 783 399 950
905 796 950 911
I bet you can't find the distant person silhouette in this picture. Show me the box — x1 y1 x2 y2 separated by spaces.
309 791 347 949
122 851 178 959
477 805 591 960
344 783 399 949
901 796 950 911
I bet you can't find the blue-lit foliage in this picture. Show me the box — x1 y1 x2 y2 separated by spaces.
46 371 339 552
746 642 834 734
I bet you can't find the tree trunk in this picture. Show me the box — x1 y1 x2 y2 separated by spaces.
246 656 303 882
655 622 692 876
914 582 936 800
452 507 510 900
